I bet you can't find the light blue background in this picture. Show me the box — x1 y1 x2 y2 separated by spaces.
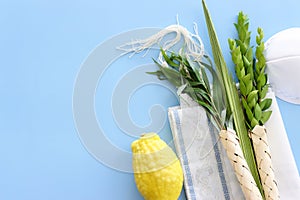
1 0 299 199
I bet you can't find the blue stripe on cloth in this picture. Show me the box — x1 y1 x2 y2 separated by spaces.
173 108 231 200
173 110 197 200
209 124 230 200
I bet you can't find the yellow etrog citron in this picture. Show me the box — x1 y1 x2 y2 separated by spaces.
131 133 183 200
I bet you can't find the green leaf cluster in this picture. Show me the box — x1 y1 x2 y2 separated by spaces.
149 49 226 131
229 12 272 129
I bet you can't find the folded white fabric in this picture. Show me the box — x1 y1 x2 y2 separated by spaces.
168 92 300 199
265 28 300 104
168 94 244 200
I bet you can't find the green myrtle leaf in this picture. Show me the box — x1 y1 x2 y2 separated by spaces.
248 97 256 109
242 98 253 121
260 98 272 111
254 103 262 120
241 73 251 83
251 118 259 127
247 90 258 104
260 110 272 124
240 67 246 78
235 68 242 80
260 66 267 75
257 73 266 88
241 97 248 109
260 85 269 99
240 42 247 54
256 45 264 57
239 81 247 96
245 47 253 64
228 39 236 50
246 78 253 94
243 55 251 68
256 35 261 45
246 80 253 94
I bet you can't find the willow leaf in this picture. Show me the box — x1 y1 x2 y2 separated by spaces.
160 67 182 87
189 61 203 83
147 71 166 80
161 48 179 67
200 56 227 120
197 100 216 118
177 83 188 96
200 67 211 93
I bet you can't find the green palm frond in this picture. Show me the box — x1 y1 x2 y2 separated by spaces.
201 0 264 197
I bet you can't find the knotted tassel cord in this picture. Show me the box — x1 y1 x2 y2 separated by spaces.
118 23 205 63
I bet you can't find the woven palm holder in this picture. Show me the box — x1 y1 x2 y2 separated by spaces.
220 129 263 200
251 125 280 200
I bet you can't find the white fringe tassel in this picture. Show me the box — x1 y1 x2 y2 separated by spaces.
118 23 205 62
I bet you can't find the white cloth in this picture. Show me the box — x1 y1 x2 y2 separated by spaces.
168 91 300 199
265 28 300 104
